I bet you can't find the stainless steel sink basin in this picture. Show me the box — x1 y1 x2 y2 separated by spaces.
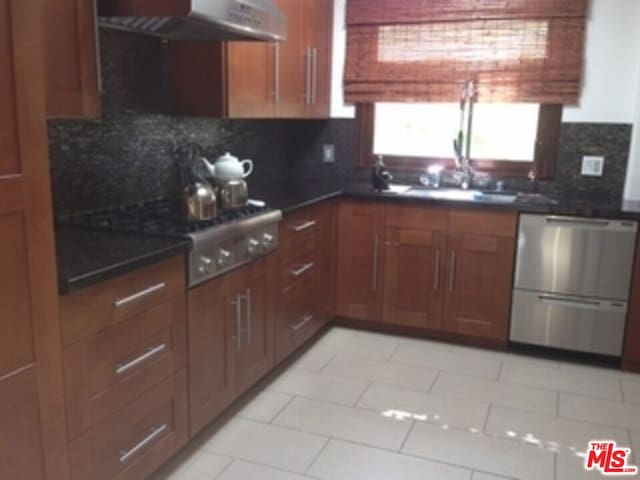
398 187 518 204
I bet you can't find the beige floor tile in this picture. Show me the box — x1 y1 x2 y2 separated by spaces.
201 418 327 473
152 451 231 480
269 369 368 406
500 362 623 401
432 372 557 415
322 355 438 392
217 460 313 480
485 405 630 455
556 452 611 479
308 439 472 480
559 393 640 429
623 380 640 404
358 382 489 431
402 422 555 480
237 391 293 423
471 473 514 480
391 344 502 379
273 397 412 450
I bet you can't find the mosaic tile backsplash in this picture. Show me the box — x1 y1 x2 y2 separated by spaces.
48 29 633 215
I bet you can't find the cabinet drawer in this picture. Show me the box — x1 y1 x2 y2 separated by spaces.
69 369 188 480
280 209 318 264
385 204 449 231
63 295 187 440
281 252 317 292
60 256 186 346
276 276 318 362
448 209 517 238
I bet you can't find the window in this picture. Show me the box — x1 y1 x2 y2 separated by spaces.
356 103 562 178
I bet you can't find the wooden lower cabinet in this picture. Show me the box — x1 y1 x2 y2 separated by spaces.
336 201 386 321
69 370 188 480
623 242 640 372
442 233 516 341
188 256 276 435
383 229 447 329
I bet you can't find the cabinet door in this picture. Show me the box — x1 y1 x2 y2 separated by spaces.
383 229 447 329
227 41 276 118
301 0 333 118
443 234 515 341
0 1 69 478
336 201 385 321
273 0 305 118
236 257 276 394
45 0 101 118
188 275 237 436
315 202 337 325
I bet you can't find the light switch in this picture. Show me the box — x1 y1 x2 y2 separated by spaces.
323 144 335 163
581 156 605 176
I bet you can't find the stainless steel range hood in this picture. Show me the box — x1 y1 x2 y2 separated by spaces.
98 0 287 42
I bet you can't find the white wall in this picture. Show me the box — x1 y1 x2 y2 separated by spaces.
624 80 640 200
562 0 640 123
330 0 355 118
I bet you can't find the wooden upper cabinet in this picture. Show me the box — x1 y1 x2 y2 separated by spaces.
0 0 69 478
44 0 101 118
301 0 333 118
383 229 447 330
167 0 333 119
336 201 385 321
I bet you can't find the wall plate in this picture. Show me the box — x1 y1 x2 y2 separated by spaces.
581 156 605 176
323 144 335 163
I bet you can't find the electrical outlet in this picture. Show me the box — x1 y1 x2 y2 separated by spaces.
322 144 335 164
581 156 605 176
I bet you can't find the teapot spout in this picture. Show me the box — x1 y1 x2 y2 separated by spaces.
200 157 216 177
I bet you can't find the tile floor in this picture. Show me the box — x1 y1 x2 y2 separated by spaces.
154 327 640 480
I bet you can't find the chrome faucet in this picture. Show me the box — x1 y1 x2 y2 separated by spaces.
452 80 477 190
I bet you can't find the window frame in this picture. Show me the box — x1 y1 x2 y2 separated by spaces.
355 103 563 179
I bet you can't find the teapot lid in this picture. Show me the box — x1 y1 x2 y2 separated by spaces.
218 152 237 161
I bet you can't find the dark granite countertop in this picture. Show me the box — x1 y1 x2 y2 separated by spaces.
251 180 640 220
56 227 191 295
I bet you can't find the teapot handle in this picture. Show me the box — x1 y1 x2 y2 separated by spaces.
241 159 254 178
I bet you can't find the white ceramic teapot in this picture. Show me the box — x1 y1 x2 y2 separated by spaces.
202 152 254 183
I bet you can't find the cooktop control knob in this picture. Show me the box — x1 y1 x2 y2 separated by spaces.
199 256 214 274
262 233 276 250
217 249 233 268
247 238 261 257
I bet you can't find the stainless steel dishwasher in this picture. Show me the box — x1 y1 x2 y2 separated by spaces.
510 214 638 356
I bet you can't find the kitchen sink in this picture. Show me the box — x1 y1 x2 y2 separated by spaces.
392 187 518 204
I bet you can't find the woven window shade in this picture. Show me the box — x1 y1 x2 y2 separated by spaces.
345 0 588 104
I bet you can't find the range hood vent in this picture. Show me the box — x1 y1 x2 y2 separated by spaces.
98 0 287 42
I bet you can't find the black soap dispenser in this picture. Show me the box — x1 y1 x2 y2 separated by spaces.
372 156 393 191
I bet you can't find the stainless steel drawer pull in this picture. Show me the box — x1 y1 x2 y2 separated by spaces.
538 295 601 308
114 283 166 308
292 220 316 232
246 288 252 343
434 250 441 291
291 262 315 277
119 424 168 464
233 294 244 350
544 216 611 228
292 315 313 332
115 344 167 376
448 252 456 293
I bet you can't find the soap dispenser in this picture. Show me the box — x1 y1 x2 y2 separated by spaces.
372 156 393 191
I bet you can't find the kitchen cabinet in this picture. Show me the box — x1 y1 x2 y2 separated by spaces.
337 202 517 343
167 0 333 119
383 229 448 329
623 244 640 373
44 0 101 118
276 201 337 362
0 1 69 478
336 201 386 321
189 256 276 435
60 257 189 479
